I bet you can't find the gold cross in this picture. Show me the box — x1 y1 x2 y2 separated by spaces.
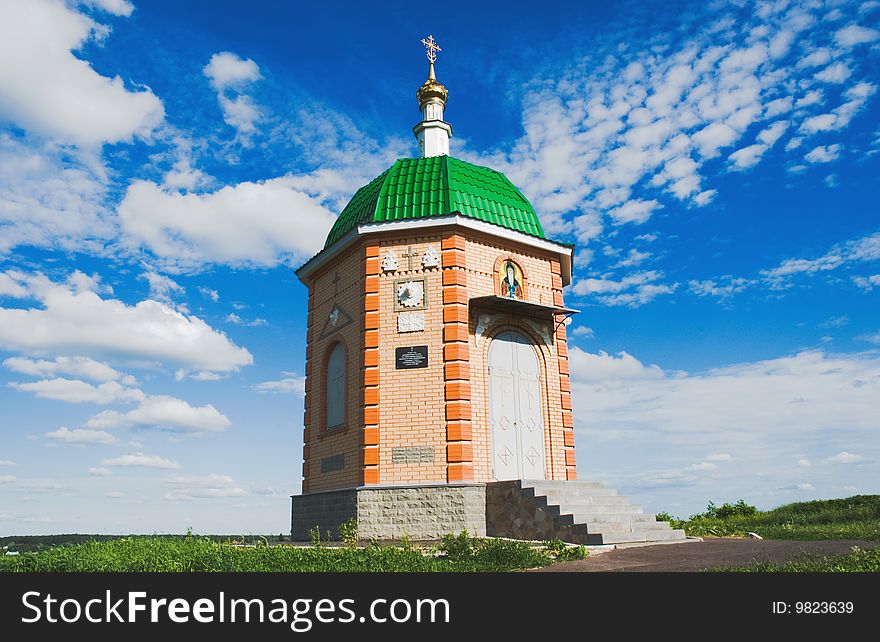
421 34 441 63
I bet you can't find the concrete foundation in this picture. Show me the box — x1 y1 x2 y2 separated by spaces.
291 483 487 541
291 479 686 544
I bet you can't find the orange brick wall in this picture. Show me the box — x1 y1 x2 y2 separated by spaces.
302 242 366 493
300 224 576 493
374 234 448 484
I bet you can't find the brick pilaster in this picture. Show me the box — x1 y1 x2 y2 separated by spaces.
552 259 577 480
362 243 381 485
302 283 315 494
441 232 473 482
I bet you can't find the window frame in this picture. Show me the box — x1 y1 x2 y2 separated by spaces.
324 341 347 432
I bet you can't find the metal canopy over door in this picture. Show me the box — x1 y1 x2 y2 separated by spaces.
488 331 546 480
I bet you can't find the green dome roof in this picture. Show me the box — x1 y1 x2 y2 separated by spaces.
324 156 544 248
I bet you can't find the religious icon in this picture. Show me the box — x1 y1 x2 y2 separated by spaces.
499 260 523 299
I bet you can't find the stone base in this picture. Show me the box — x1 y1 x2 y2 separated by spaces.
291 483 487 541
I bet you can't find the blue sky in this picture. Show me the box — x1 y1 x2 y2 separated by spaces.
0 0 878 534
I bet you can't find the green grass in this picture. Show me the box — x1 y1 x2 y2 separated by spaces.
0 534 586 573
716 546 880 572
662 495 880 540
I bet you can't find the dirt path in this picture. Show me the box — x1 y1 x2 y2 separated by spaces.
533 539 878 572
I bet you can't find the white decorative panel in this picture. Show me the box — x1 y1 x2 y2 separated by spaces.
397 311 425 333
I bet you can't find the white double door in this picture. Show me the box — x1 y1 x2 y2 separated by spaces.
489 331 546 480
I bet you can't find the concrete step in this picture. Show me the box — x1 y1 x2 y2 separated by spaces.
579 520 675 533
591 529 687 545
559 512 657 524
538 494 630 506
522 479 607 490
546 497 644 515
524 485 618 498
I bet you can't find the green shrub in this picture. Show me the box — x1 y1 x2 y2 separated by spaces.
339 518 358 549
664 495 880 540
438 530 475 562
542 538 588 562
308 525 324 547
715 500 758 519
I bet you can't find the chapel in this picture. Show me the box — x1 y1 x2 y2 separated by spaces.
291 37 686 545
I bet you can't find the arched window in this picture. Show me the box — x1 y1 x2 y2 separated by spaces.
326 343 345 430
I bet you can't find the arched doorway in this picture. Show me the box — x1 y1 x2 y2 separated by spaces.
488 330 546 480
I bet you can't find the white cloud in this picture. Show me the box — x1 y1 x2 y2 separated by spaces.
728 143 769 170
198 287 219 302
570 349 880 504
164 474 247 500
815 62 852 84
2 356 130 383
572 270 677 307
0 0 163 146
0 475 15 484
820 316 849 330
203 52 262 138
45 427 117 445
253 374 306 395
571 350 880 437
457 1 879 242
777 482 815 492
204 52 261 91
0 459 15 466
834 23 880 48
571 326 595 338
688 276 752 299
81 0 134 16
693 122 739 159
799 114 837 133
0 271 28 297
797 49 832 69
106 491 125 498
568 347 664 383
614 249 651 268
825 451 865 464
87 466 112 476
101 452 180 469
141 272 184 304
756 120 789 146
804 144 843 163
795 89 824 108
0 270 252 374
225 313 267 327
0 135 115 254
764 97 792 117
853 274 880 291
85 395 231 433
9 378 144 404
609 199 662 225
692 189 717 206
761 231 880 286
706 453 733 462
118 178 338 269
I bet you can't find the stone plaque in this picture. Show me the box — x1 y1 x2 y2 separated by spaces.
320 454 345 473
392 446 435 464
397 311 425 333
395 345 428 369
